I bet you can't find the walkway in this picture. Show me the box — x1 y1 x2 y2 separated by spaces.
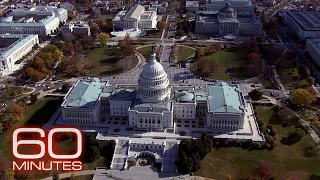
41 170 94 180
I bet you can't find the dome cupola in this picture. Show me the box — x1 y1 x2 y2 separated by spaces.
137 49 170 102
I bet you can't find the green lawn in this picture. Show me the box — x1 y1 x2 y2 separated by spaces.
137 46 152 60
191 49 248 80
0 97 62 157
85 46 138 76
0 97 63 179
278 67 310 90
145 30 162 38
262 79 273 89
195 106 320 179
178 46 195 62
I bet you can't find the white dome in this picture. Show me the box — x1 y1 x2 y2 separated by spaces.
137 51 170 102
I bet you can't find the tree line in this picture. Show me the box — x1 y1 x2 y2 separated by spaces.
24 45 63 81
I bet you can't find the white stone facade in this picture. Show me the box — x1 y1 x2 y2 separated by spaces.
0 6 67 35
195 3 262 36
0 34 39 76
112 4 157 30
206 0 254 13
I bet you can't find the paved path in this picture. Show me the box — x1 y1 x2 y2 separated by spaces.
41 170 94 180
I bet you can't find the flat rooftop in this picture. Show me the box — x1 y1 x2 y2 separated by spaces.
207 82 244 113
62 78 106 108
186 1 199 7
0 34 38 59
288 11 320 31
196 11 218 22
307 39 320 52
124 4 144 20
130 101 172 113
207 0 252 5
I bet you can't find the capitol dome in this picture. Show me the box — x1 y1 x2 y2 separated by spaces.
137 50 170 102
218 3 236 18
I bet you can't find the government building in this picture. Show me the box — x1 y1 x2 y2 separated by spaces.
61 51 248 132
282 11 320 40
206 0 254 13
0 34 39 76
112 4 157 30
195 3 262 36
0 6 68 36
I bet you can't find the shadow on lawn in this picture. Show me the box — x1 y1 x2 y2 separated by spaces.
25 98 63 126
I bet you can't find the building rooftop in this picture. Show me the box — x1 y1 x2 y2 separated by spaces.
208 0 252 5
124 4 144 20
130 101 172 113
288 11 320 31
196 11 219 22
207 82 244 113
307 39 320 53
0 34 38 59
186 1 199 7
174 90 195 102
110 88 136 101
62 78 106 108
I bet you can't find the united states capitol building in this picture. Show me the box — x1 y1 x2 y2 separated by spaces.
61 51 251 132
58 50 263 173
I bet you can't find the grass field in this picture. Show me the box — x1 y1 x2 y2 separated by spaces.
262 79 273 89
278 67 310 90
178 46 195 62
137 46 152 60
0 97 64 179
85 46 138 76
195 106 320 179
191 49 248 80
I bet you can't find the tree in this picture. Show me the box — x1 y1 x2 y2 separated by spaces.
51 170 59 180
289 128 305 140
248 89 263 101
62 83 71 93
98 33 110 46
252 160 275 180
195 47 205 60
32 56 46 71
209 62 219 73
307 76 316 86
30 93 38 104
0 123 3 134
301 65 310 76
119 34 135 57
291 88 316 105
62 42 75 56
186 12 194 21
252 46 259 54
157 21 167 31
3 168 14 180
247 53 261 65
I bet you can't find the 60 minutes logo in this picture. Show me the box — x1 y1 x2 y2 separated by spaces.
12 127 83 171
